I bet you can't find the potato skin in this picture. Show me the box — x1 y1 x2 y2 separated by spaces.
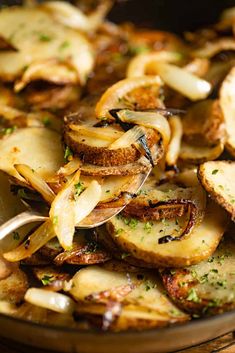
64 128 159 167
198 161 235 218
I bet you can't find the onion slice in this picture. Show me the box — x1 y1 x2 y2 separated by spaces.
50 172 102 250
154 62 212 101
193 38 235 59
69 124 123 142
95 76 163 119
42 1 111 33
25 288 75 314
15 164 55 204
4 220 55 262
111 109 170 149
166 116 183 166
108 126 145 150
127 51 182 78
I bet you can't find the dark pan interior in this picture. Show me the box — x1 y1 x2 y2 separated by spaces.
1 0 235 32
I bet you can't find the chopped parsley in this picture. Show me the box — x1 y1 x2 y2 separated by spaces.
59 40 70 51
115 228 124 237
53 216 58 225
212 169 219 175
74 182 85 198
64 146 73 162
3 126 16 135
42 117 51 127
129 44 150 55
38 33 52 42
121 252 130 259
12 231 20 241
41 275 54 286
186 288 200 303
144 221 153 233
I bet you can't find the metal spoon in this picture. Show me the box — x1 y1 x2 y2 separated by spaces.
0 169 151 241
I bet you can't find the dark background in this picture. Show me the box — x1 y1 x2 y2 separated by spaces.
1 0 235 32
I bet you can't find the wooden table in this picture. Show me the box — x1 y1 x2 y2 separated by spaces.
0 333 235 353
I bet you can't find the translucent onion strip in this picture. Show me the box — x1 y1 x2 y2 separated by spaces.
115 109 171 149
95 76 163 119
42 1 111 33
166 116 183 166
193 38 235 59
4 220 55 262
108 126 145 150
25 288 75 314
15 164 55 204
50 171 102 249
69 124 123 142
153 62 212 101
127 51 182 78
50 170 81 250
74 180 102 224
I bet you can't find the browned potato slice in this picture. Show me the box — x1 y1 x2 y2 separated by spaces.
70 264 189 330
161 234 235 316
65 125 159 167
106 200 228 267
0 268 28 303
80 143 163 176
182 100 226 146
198 161 235 219
122 175 206 222
220 67 235 157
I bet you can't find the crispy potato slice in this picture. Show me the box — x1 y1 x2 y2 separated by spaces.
70 264 189 330
220 67 235 156
182 100 226 146
106 200 228 267
32 266 71 291
161 234 235 315
0 268 28 304
198 161 235 219
0 127 64 182
123 175 206 222
0 7 94 84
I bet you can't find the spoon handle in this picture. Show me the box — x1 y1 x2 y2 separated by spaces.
0 211 47 241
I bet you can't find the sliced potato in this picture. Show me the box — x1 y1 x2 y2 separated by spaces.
96 226 154 268
161 234 235 315
70 264 189 330
0 127 64 181
0 7 94 84
182 100 226 146
106 200 228 267
179 141 224 164
80 144 163 176
32 266 71 291
220 67 235 156
198 161 235 219
0 268 28 304
65 125 159 167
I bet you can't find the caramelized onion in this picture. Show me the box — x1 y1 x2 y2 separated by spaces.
111 109 170 149
127 51 182 78
95 76 162 119
166 116 183 166
15 164 55 204
69 124 123 142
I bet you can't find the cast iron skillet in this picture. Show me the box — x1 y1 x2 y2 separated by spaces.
1 1 235 352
